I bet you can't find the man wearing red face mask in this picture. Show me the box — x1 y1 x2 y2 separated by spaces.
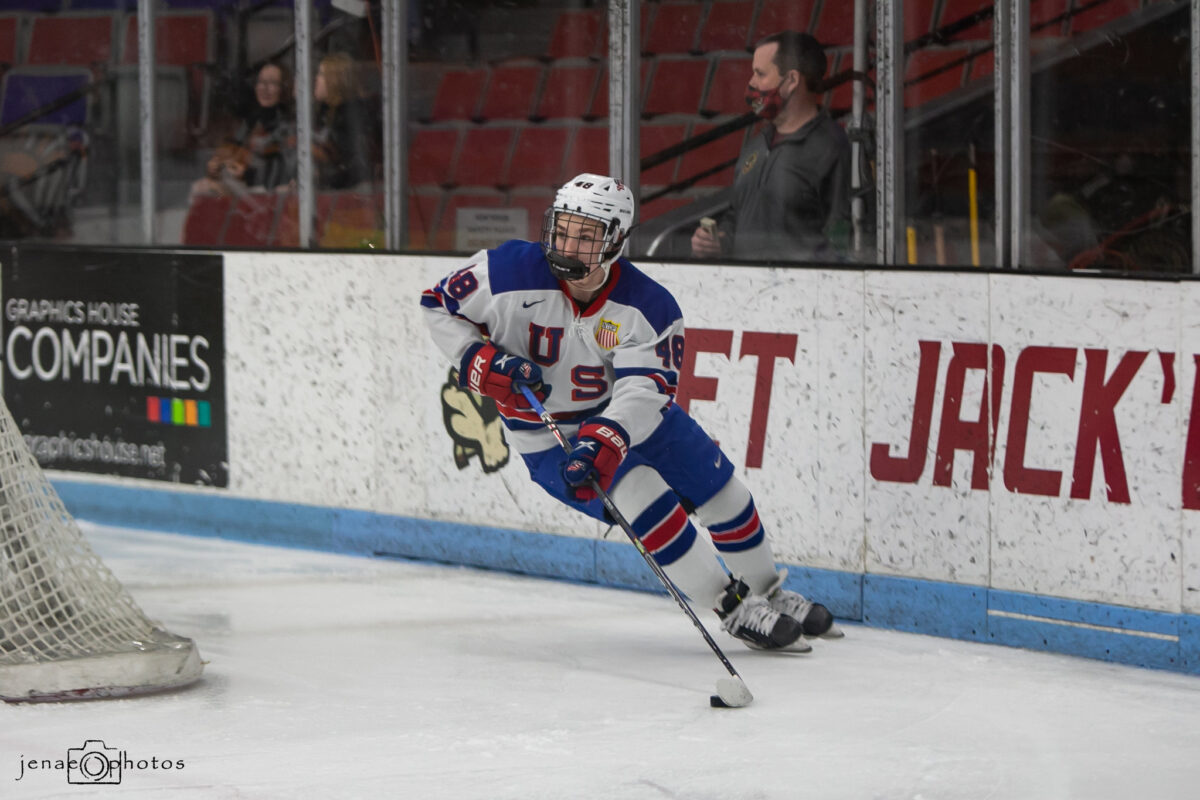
691 31 851 263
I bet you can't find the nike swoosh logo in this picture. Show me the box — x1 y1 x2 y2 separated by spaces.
522 299 545 309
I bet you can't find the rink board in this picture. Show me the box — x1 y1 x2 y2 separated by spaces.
3 246 1196 674
53 478 1200 675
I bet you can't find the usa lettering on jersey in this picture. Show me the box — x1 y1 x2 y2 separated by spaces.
421 241 685 453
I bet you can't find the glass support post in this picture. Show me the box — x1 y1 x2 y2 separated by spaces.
382 0 408 250
294 2 315 248
137 0 157 244
875 0 903 264
608 0 640 197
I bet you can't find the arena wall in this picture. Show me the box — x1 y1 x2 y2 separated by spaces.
22 249 1199 674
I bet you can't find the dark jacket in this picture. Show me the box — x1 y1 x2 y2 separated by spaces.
721 109 852 262
232 103 294 190
314 98 375 190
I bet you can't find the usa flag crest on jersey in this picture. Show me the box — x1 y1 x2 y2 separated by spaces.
595 319 620 350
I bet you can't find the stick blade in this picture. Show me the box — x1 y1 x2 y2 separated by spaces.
713 677 753 708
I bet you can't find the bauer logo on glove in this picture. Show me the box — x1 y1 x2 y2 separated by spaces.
459 341 549 411
561 418 630 502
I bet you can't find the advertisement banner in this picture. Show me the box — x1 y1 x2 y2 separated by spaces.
2 247 227 486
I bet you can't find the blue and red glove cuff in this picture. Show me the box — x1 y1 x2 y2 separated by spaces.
563 416 632 500
458 341 495 393
458 341 548 410
577 418 630 462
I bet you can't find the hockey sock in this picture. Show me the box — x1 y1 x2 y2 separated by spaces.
693 477 779 595
610 466 730 604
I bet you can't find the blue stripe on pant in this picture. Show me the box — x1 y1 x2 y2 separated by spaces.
520 403 735 517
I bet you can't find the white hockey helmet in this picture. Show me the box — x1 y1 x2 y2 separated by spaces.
540 173 636 280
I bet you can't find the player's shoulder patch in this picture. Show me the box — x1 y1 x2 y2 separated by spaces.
488 240 559 295
606 260 682 336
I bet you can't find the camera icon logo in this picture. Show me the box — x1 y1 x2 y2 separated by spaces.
66 740 122 785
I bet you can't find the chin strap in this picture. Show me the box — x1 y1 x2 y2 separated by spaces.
545 251 589 280
545 249 621 283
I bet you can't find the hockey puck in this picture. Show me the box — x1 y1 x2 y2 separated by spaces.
710 694 729 708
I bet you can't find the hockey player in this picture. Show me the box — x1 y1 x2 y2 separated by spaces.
421 174 841 652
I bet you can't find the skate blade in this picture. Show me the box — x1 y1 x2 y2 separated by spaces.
743 637 812 654
813 622 845 639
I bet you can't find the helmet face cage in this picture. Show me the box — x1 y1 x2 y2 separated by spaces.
540 174 635 281
540 208 620 281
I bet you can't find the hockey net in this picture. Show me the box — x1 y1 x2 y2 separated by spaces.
0 401 202 702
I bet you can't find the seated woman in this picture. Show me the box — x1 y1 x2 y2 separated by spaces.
312 51 376 191
191 61 294 201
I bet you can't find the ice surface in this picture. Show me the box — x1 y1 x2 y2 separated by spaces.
4 523 1200 799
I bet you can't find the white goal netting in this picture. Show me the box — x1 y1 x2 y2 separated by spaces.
0 401 202 702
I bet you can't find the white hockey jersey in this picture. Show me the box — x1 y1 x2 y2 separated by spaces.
422 240 685 455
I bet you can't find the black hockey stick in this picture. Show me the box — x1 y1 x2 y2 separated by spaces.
519 385 752 708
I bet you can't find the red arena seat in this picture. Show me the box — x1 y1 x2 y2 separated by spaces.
406 191 441 250
427 67 487 122
586 61 651 120
698 1 755 53
535 64 601 121
222 193 281 247
641 193 693 221
965 48 994 84
643 3 703 55
677 122 745 187
823 53 858 113
120 12 212 66
753 0 818 41
409 128 459 187
561 126 607 178
26 13 115 66
181 194 231 246
936 0 993 42
701 56 751 116
904 47 970 108
547 9 602 60
273 193 336 247
643 59 708 117
0 15 20 68
905 0 940 42
452 127 516 188
641 122 688 185
812 2 856 47
1031 0 1071 37
478 64 543 122
506 126 571 188
508 191 556 240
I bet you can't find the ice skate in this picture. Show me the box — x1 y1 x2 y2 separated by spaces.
715 576 811 653
764 569 844 639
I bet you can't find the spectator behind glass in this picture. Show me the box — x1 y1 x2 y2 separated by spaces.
190 62 295 202
313 52 374 190
691 32 851 263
